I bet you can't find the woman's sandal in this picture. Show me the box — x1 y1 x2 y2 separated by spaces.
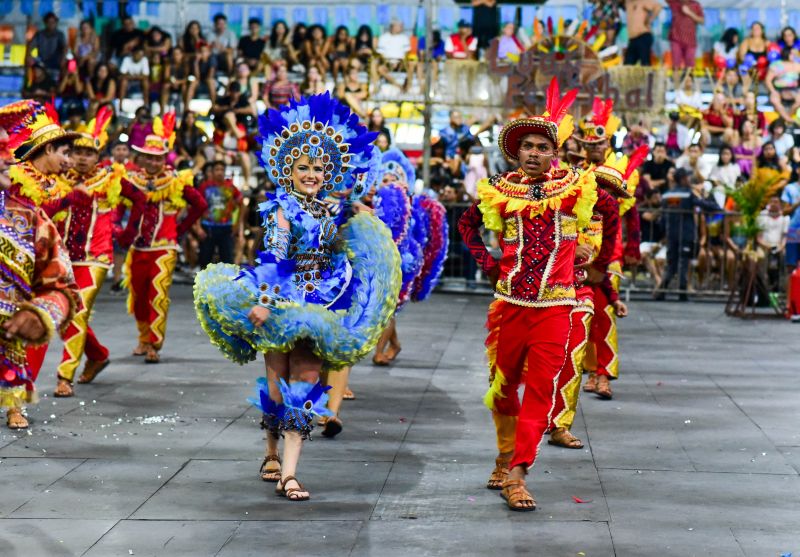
343 387 355 400
501 478 536 512
276 475 310 501
321 416 343 439
548 427 584 449
372 354 390 366
486 456 511 490
53 378 74 398
7 408 29 430
259 455 281 482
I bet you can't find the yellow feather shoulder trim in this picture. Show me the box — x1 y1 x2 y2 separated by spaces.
618 195 636 216
574 170 597 230
476 178 504 232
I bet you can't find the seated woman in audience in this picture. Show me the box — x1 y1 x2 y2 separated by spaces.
738 22 769 80
713 28 739 67
265 20 290 68
182 20 205 63
287 23 308 70
328 26 353 82
145 26 172 61
353 25 377 69
76 19 101 77
368 108 392 145
57 59 86 119
337 65 368 118
160 46 191 110
303 24 331 76
302 65 327 96
174 110 209 170
262 62 300 109
765 48 800 123
732 118 762 178
86 62 117 117
756 141 791 178
701 92 735 147
187 41 218 105
734 91 766 134
777 26 800 60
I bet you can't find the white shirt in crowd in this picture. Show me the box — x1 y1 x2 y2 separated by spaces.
675 153 713 181
708 162 741 206
120 55 150 76
757 210 789 248
771 133 795 159
377 32 410 61
212 28 238 50
675 89 704 110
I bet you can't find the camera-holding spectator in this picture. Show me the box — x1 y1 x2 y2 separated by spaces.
303 24 331 76
376 20 413 92
262 62 300 110
75 19 101 77
175 110 209 170
126 106 153 149
210 13 237 74
624 0 661 66
732 118 761 178
675 143 712 184
57 57 86 119
664 111 691 159
109 15 145 67
26 12 66 76
337 65 368 118
188 41 218 105
161 46 191 110
86 62 117 117
22 62 57 104
367 108 392 146
265 20 291 69
439 109 474 160
769 119 796 159
181 20 205 63
765 48 800 124
328 26 354 82
287 23 308 71
197 160 244 268
119 46 151 104
642 142 675 193
666 0 704 73
302 65 327 96
237 18 267 73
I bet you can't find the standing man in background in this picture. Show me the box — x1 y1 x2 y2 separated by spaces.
624 0 662 66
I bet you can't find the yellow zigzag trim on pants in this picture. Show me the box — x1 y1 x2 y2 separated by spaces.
553 310 592 430
149 251 177 350
57 266 107 382
602 303 619 379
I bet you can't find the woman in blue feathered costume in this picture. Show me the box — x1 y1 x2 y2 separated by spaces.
193 93 401 501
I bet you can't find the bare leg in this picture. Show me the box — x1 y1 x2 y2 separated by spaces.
372 320 394 365
386 318 401 361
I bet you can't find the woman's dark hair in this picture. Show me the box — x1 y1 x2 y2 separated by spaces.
356 25 373 44
779 26 797 47
757 141 779 167
182 20 204 50
270 20 288 49
92 62 112 92
147 26 167 45
720 28 739 52
332 25 350 47
769 118 787 134
291 23 307 50
717 144 734 166
432 29 443 48
179 110 196 132
307 24 327 42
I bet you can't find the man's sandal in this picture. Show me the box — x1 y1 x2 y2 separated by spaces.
343 387 355 400
145 346 160 364
595 375 613 399
276 475 309 501
583 372 598 393
133 343 149 356
321 416 343 439
487 457 511 490
372 354 390 366
6 408 28 430
259 455 281 482
53 378 74 398
77 359 110 384
548 427 584 449
501 478 536 512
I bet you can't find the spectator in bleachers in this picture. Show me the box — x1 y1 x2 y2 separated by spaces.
756 141 790 186
666 0 704 73
57 58 86 120
76 20 100 77
732 118 761 178
287 23 308 71
439 109 473 160
86 63 117 117
462 138 489 199
302 65 327 96
446 20 478 61
328 26 354 82
376 20 413 92
211 115 252 184
303 24 331 76
265 20 291 68
368 108 392 145
26 12 66 76
337 65 368 118
734 91 766 135
262 62 300 109
126 106 153 149
238 18 266 73
374 131 391 152
181 21 205 63
738 22 768 66
353 25 376 69
778 26 800 58
769 119 795 159
119 46 151 104
781 147 800 267
160 46 190 110
765 47 800 124
189 41 218 105
471 0 499 51
109 15 145 68
210 13 237 74
494 22 523 64
417 29 445 92
22 62 56 104
701 92 735 147
675 143 712 184
624 0 661 66
708 144 741 192
642 142 674 193
664 111 692 159
718 67 744 105
675 73 703 110
144 26 172 62
175 110 209 170
622 119 652 154
216 81 254 136
197 160 243 268
713 28 740 67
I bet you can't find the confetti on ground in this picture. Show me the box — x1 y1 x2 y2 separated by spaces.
572 496 593 504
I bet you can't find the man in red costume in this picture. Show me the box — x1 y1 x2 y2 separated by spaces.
127 113 207 363
459 79 597 511
52 107 147 396
574 99 642 400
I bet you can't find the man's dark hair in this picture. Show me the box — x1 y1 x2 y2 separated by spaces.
769 118 786 134
653 141 667 150
43 12 58 23
211 160 226 170
248 17 262 26
674 168 691 184
213 13 227 23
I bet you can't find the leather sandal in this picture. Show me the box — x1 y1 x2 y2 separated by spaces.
276 475 310 501
6 408 28 430
53 378 74 398
372 354 390 366
321 416 343 439
385 344 402 362
548 427 584 449
144 346 160 364
486 456 511 490
343 387 355 400
77 359 110 384
501 478 536 512
583 372 598 393
259 455 281 482
595 375 613 399
132 343 149 356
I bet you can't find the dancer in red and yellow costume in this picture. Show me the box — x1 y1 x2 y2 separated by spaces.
458 79 597 511
0 100 79 429
126 113 207 363
574 99 641 400
52 107 147 396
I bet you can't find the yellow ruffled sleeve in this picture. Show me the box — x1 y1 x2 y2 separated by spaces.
476 178 504 232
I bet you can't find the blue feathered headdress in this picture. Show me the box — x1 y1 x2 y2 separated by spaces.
257 92 378 198
381 147 416 187
350 143 383 202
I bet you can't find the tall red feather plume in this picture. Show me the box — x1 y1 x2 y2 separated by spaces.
590 98 613 127
624 145 650 179
94 105 113 138
161 111 176 140
44 101 61 126
7 127 32 150
585 25 598 41
545 78 578 124
547 17 553 36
